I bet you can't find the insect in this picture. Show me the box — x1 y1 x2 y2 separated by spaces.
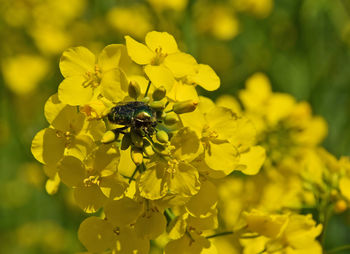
107 101 157 135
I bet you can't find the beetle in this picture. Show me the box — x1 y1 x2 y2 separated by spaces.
107 101 157 135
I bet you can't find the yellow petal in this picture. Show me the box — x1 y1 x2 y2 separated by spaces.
78 217 116 253
100 68 128 102
98 44 124 72
186 180 217 217
340 177 350 201
163 52 197 78
244 210 289 238
205 107 237 140
205 141 238 174
167 80 199 101
59 46 95 77
74 184 107 213
104 197 142 226
135 209 167 239
139 163 168 200
65 135 94 162
167 214 188 240
145 31 178 54
45 173 60 195
114 226 150 254
125 35 154 65
179 109 206 138
99 174 127 200
189 64 220 91
171 127 203 162
216 95 242 114
237 146 266 175
31 128 65 165
45 94 85 132
170 162 200 197
58 156 85 187
144 64 175 91
58 76 94 106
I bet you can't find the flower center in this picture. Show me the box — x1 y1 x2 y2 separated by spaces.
151 48 167 65
82 65 101 88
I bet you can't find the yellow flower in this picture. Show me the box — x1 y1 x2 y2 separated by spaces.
107 5 153 40
241 211 322 254
125 31 197 91
181 97 264 177
138 128 202 200
2 54 49 95
58 44 129 106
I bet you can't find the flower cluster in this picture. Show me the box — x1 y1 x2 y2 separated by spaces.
214 73 349 253
31 31 266 253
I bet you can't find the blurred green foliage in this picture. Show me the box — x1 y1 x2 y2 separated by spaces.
0 0 350 253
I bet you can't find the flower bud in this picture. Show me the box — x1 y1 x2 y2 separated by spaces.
121 133 131 150
334 200 347 213
173 100 198 114
101 130 117 144
149 101 165 111
156 130 169 143
152 86 166 101
128 81 141 99
164 112 178 125
144 141 155 156
131 131 143 148
142 96 150 103
131 147 143 165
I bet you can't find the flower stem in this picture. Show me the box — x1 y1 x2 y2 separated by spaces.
128 165 140 183
164 208 176 223
144 80 151 97
206 231 234 239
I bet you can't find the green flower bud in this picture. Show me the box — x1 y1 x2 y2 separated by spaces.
164 112 178 125
121 133 131 150
156 130 169 143
152 86 166 101
173 100 198 114
128 81 141 99
101 130 117 144
142 96 150 103
131 147 143 165
131 131 143 148
149 101 165 111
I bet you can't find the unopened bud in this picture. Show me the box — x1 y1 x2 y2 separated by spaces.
131 147 143 165
156 130 169 143
173 100 198 114
164 112 178 125
149 101 165 111
142 96 150 103
152 86 166 101
101 130 117 144
128 81 141 99
144 141 155 156
131 131 143 148
334 200 347 213
121 133 131 150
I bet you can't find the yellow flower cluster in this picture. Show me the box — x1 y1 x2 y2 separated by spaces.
31 31 266 253
214 73 350 253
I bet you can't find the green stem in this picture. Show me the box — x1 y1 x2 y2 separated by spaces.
164 208 176 222
326 245 350 254
144 80 151 98
128 165 139 183
206 231 234 239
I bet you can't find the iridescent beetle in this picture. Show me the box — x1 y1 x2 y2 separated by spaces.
107 101 157 135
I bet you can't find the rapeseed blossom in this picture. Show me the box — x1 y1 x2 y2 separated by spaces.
31 31 265 253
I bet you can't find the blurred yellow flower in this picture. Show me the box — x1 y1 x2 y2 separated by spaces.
2 55 49 95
